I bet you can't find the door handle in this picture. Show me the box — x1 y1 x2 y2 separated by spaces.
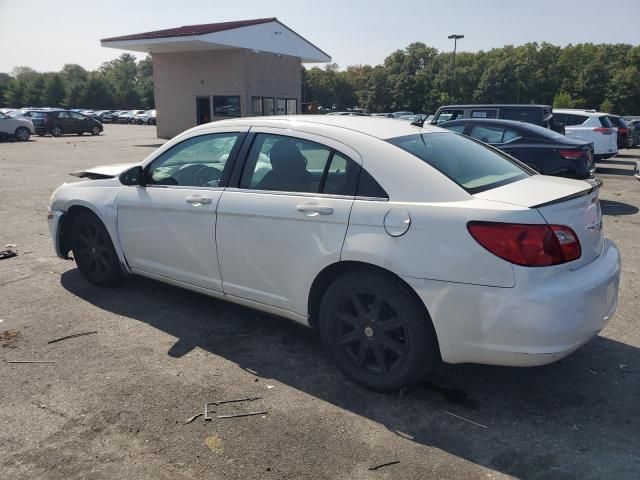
185 195 212 205
296 204 334 216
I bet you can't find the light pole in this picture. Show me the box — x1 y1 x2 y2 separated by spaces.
448 34 464 101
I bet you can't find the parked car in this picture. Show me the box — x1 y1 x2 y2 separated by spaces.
391 111 414 118
553 109 618 160
48 116 620 391
397 114 428 123
35 110 103 137
431 104 565 134
127 110 147 124
606 115 632 149
326 111 370 116
440 118 595 179
629 119 640 147
136 109 157 125
0 111 34 141
371 113 394 118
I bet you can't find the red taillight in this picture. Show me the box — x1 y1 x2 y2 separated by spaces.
467 222 581 267
618 127 629 134
559 149 584 160
593 127 613 134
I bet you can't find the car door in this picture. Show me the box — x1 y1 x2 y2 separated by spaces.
216 129 361 316
117 128 248 291
69 112 87 132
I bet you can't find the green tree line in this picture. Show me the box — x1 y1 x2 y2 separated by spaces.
0 53 154 109
302 42 640 115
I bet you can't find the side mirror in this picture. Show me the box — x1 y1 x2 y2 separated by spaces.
120 166 144 186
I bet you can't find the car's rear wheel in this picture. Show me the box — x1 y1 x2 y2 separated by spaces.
319 270 438 391
15 127 30 141
70 211 122 287
51 125 63 137
91 126 101 136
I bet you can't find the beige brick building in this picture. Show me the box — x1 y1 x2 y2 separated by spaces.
102 18 330 138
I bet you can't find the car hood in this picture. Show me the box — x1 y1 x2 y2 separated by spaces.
70 162 139 180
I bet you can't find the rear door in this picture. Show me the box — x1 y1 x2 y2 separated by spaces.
216 129 360 315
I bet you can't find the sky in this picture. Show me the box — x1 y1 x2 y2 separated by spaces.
1 0 639 73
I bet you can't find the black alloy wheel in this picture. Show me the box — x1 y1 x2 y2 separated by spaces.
70 211 122 286
320 271 438 391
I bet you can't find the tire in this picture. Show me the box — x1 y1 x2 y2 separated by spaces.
319 270 439 392
15 127 30 141
51 125 63 137
91 126 101 136
70 211 122 287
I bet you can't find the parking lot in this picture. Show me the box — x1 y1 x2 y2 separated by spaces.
1 124 639 479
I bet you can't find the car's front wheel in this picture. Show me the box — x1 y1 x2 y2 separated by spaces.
319 270 439 392
15 127 30 141
70 211 122 286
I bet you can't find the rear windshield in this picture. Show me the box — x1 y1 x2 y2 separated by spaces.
609 117 628 128
388 132 530 194
599 116 613 128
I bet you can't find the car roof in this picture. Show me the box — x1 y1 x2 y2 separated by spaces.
438 104 551 109
553 109 608 116
188 115 446 140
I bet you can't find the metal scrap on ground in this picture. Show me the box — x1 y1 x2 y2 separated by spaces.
184 397 265 423
48 331 98 344
0 250 17 260
444 410 488 429
369 460 400 471
7 360 55 364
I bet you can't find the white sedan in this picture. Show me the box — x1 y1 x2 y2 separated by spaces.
48 116 621 391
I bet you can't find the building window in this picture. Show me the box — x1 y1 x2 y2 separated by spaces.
251 97 263 116
276 98 286 115
286 99 297 115
262 98 275 116
213 96 241 117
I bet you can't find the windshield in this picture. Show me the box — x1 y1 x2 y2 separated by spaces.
388 132 530 194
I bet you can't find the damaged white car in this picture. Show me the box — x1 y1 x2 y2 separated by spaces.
48 116 621 391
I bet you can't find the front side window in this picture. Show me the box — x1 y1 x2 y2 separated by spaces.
147 133 241 187
388 132 530 194
435 109 464 124
240 133 359 195
213 96 240 117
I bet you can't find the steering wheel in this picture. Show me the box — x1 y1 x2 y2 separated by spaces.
193 165 221 187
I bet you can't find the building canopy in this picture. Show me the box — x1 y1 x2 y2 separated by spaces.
101 17 331 63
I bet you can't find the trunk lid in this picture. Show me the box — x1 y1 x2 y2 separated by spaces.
475 175 604 268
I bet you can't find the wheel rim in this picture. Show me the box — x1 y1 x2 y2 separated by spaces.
75 223 110 277
17 128 28 140
92 127 99 135
331 291 408 375
52 127 61 136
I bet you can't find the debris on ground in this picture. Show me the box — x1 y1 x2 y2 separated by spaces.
7 360 55 364
48 331 98 345
0 249 17 260
444 410 488 429
204 435 224 454
1 330 20 348
4 243 17 248
185 397 265 423
368 460 400 471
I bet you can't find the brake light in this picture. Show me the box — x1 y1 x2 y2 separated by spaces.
467 222 581 267
593 127 613 134
559 150 584 160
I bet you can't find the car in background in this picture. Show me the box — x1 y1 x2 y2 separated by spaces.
371 113 394 118
391 111 414 118
431 104 564 134
606 115 632 149
326 111 370 116
127 110 148 124
440 118 595 179
397 114 428 123
0 111 34 141
97 110 118 123
628 119 640 147
553 109 618 160
136 109 156 125
35 110 103 137
116 111 134 123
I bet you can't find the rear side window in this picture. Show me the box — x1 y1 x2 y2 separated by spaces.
470 110 497 119
599 116 613 128
502 108 539 124
565 114 588 126
388 132 530 194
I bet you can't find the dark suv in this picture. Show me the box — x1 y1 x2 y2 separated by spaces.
606 115 632 149
33 110 103 137
430 104 564 134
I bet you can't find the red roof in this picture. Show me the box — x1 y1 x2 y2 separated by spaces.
102 17 277 42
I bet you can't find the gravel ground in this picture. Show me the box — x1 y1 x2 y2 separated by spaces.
1 124 639 480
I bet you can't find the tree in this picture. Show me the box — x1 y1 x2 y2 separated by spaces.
23 76 45 106
553 90 576 108
600 98 615 113
43 74 66 107
79 74 114 109
101 53 141 108
4 79 25 107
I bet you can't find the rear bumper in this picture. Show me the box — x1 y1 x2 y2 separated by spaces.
404 238 621 366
